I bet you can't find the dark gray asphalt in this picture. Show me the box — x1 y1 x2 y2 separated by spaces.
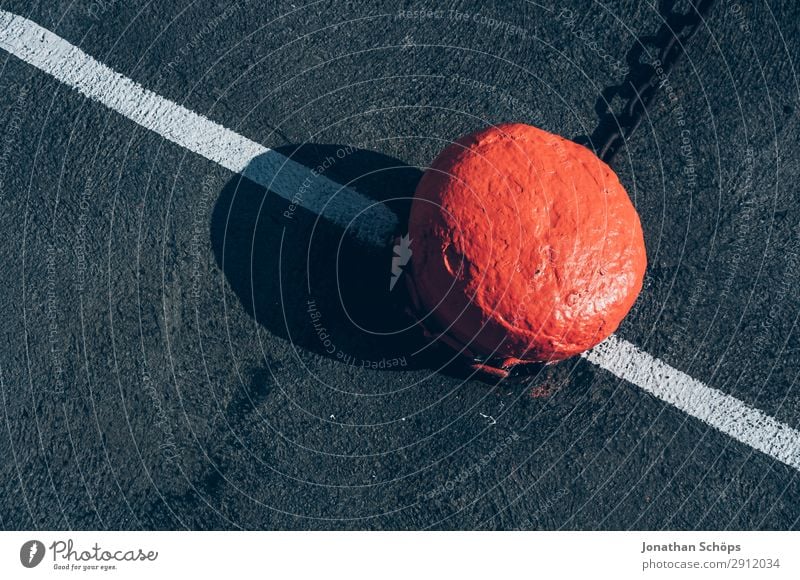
0 0 799 530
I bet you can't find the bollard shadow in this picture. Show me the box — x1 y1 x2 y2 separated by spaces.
210 143 436 372
209 143 551 385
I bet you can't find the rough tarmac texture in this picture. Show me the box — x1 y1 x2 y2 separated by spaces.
0 0 798 529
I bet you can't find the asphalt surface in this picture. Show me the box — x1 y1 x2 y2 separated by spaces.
0 0 799 530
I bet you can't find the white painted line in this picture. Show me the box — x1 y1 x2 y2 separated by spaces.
583 335 800 471
1 11 798 472
0 10 397 247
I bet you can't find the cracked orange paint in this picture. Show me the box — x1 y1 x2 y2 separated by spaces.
406 123 647 367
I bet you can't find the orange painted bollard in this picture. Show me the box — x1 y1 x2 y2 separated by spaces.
405 123 647 376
